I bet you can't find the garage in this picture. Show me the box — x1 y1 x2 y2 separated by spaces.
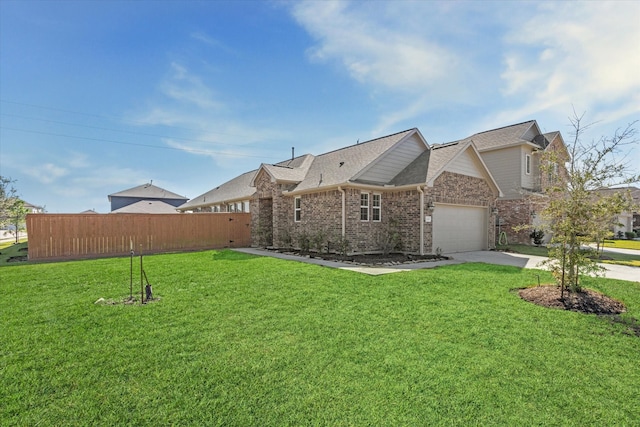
432 204 487 253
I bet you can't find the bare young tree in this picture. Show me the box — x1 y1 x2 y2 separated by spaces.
539 112 638 298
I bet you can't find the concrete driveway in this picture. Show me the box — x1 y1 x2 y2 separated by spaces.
448 250 638 283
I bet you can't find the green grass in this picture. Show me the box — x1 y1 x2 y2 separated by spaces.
0 241 28 265
1 250 639 425
603 239 640 250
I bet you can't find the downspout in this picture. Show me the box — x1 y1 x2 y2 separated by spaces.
338 186 346 238
417 185 425 255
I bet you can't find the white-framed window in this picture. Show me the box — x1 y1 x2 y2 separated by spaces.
360 192 369 221
372 193 381 222
236 202 243 212
294 197 301 222
244 201 250 213
525 154 531 175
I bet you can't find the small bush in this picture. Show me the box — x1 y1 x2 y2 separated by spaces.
279 228 294 249
333 235 351 259
529 229 545 246
375 220 402 255
625 231 637 239
311 230 327 253
296 231 311 254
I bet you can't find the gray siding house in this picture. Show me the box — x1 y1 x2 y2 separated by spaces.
108 183 188 213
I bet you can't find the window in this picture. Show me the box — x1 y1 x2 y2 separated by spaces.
372 194 381 221
525 154 531 175
360 193 369 221
294 197 301 222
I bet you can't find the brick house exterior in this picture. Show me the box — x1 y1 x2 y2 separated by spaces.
249 129 501 255
451 121 569 244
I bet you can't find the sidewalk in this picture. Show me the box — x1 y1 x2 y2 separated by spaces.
233 247 639 283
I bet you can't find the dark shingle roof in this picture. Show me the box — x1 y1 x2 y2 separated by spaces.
291 129 417 192
455 120 539 151
179 170 257 210
108 183 187 201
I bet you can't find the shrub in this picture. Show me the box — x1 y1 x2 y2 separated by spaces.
311 230 327 253
529 228 545 246
625 231 637 239
333 235 351 259
279 228 294 249
375 219 402 255
296 231 311 254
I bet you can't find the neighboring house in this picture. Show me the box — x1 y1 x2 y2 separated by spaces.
452 120 568 244
108 182 188 212
23 201 45 213
182 128 502 254
595 186 640 236
111 200 182 214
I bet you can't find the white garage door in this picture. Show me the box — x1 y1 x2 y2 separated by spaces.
432 204 487 253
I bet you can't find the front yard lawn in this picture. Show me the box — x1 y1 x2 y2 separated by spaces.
603 239 640 251
1 250 639 425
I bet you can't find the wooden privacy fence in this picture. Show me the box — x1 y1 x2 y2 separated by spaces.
26 213 251 261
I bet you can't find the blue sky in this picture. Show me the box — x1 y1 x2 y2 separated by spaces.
1 0 639 213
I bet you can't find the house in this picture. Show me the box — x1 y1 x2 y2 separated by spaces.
23 201 45 213
177 170 256 213
111 200 184 214
181 128 502 254
108 182 188 213
595 186 640 237
451 120 568 244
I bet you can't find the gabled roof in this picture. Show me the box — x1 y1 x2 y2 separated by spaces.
179 170 257 211
283 128 422 192
455 120 543 152
111 200 179 214
426 140 502 196
257 154 315 184
108 183 187 201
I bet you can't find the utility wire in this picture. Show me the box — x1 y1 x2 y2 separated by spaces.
0 126 279 160
0 99 288 144
0 112 267 149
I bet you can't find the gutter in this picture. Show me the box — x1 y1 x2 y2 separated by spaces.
417 185 425 255
282 181 422 197
338 186 346 237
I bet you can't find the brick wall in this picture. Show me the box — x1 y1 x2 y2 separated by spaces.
252 169 498 254
495 197 548 244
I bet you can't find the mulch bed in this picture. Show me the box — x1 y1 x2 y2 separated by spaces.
519 286 626 315
519 286 640 337
269 249 448 266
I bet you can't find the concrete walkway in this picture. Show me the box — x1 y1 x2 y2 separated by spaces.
233 247 639 283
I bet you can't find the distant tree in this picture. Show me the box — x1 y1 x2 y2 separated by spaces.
539 112 638 298
0 176 29 243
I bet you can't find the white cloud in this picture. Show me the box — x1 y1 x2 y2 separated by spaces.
498 1 640 125
25 163 68 184
159 62 224 110
290 0 471 131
